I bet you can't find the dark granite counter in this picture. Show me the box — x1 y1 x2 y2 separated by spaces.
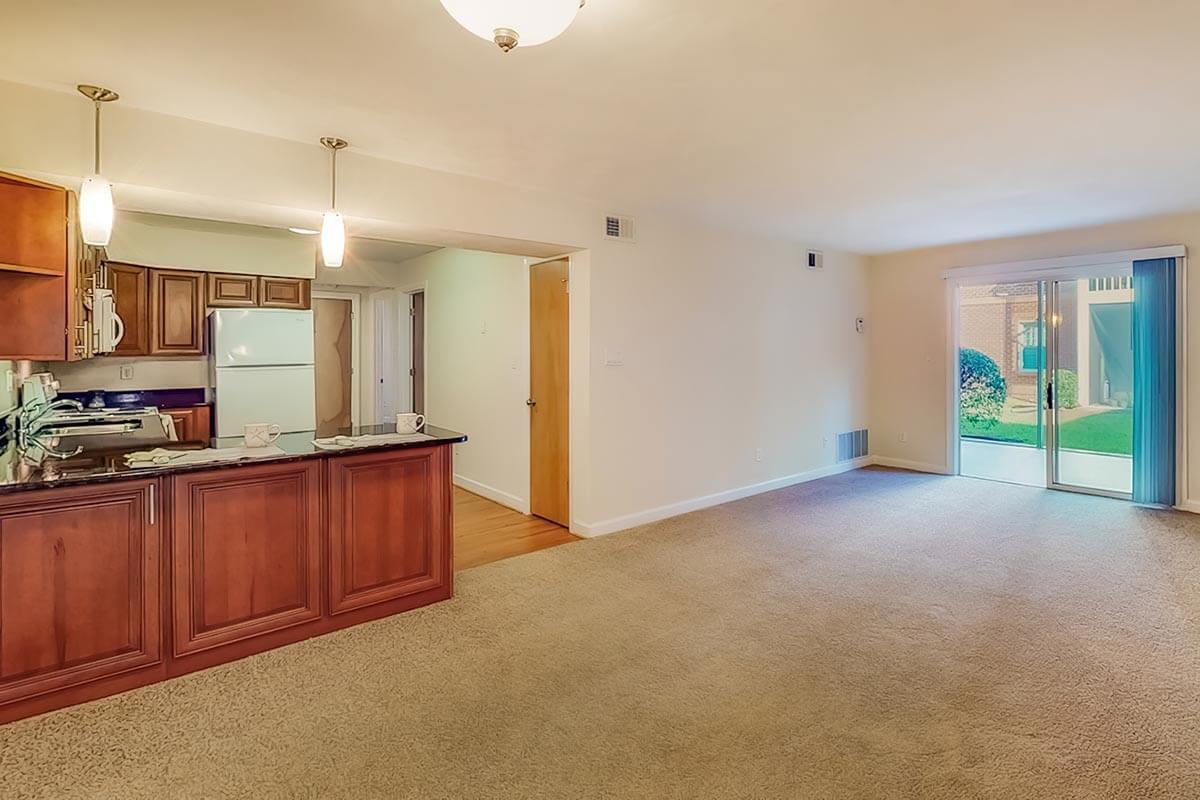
0 423 466 495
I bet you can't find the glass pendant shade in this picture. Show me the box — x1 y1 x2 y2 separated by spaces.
321 209 345 268
438 0 580 49
79 173 114 246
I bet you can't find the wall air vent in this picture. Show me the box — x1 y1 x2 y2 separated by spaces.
605 215 635 243
837 429 868 462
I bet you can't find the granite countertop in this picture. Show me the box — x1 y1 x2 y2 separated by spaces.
0 423 467 495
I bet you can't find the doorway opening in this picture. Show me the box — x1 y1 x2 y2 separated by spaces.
949 249 1182 504
312 290 359 436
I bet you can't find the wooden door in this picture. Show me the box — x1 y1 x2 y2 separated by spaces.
171 461 322 657
411 291 426 415
314 297 353 435
206 273 258 307
529 258 569 525
149 268 205 355
259 276 311 309
0 480 161 708
108 262 150 356
326 447 451 615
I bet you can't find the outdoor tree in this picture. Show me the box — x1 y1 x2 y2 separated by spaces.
959 348 1006 428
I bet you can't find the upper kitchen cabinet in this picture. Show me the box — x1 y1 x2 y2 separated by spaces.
258 276 311 310
0 174 94 362
108 262 150 356
0 172 69 276
149 268 206 356
207 273 258 308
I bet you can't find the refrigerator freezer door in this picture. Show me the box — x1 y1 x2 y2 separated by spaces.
211 309 315 367
214 365 316 436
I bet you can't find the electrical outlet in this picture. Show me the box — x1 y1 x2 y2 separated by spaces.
898 432 909 444
119 364 134 381
754 447 763 462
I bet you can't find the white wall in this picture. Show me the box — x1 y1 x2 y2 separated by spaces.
110 211 315 277
868 210 1200 504
1 78 870 533
50 357 209 392
391 248 532 512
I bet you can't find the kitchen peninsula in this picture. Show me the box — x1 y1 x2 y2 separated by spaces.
0 423 465 724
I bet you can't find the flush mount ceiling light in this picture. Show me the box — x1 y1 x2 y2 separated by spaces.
319 137 348 268
77 84 119 246
438 0 584 52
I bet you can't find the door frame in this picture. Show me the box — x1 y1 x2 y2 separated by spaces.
312 289 361 426
943 245 1188 505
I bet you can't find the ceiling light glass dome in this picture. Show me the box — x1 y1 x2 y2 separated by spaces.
438 0 582 51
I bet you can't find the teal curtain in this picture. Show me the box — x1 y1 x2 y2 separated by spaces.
1132 258 1176 505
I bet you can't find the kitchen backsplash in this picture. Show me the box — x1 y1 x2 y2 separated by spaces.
48 357 209 392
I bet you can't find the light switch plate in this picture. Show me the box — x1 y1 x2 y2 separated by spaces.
120 364 135 381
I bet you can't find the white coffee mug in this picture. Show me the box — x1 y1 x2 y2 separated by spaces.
244 423 282 448
396 413 425 434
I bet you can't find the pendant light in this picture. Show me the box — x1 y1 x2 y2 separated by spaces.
319 137 348 268
77 85 119 247
438 0 584 52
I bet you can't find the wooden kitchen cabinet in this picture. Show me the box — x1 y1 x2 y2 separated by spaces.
170 461 323 658
162 405 212 443
258 276 311 309
0 171 69 276
0 174 94 362
149 267 206 355
0 480 162 714
326 446 452 615
207 272 258 307
107 262 150 356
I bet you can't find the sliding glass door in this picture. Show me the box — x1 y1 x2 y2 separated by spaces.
1046 273 1134 496
957 267 1136 498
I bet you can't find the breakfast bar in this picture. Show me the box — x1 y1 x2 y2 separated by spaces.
0 424 466 724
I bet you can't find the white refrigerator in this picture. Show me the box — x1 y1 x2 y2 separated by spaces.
210 309 316 437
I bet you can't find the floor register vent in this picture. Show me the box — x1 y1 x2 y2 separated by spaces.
837 429 869 462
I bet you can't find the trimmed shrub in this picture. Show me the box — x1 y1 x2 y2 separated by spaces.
959 348 1006 428
1054 369 1079 410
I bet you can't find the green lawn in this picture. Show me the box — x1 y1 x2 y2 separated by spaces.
961 408 1132 455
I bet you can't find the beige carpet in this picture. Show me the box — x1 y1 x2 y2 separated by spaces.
1 467 1198 799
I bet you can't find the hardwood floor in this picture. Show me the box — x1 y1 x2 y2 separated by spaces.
454 487 578 571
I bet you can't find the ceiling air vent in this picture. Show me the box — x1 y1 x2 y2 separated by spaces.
605 215 635 243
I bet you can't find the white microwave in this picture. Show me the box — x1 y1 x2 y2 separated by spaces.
92 287 125 354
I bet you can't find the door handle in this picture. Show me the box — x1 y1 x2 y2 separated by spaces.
1046 381 1054 410
526 399 537 407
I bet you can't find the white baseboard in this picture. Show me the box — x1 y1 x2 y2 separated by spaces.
572 456 873 538
869 456 949 475
454 475 530 515
1174 499 1200 514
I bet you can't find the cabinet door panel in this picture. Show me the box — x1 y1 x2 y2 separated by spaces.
0 172 68 276
149 268 205 355
327 447 450 615
108 262 150 356
172 461 322 656
259 277 311 310
207 273 258 307
0 481 160 706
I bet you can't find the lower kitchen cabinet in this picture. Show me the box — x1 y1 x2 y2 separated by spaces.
170 460 323 657
0 480 162 713
326 446 452 614
162 404 212 443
